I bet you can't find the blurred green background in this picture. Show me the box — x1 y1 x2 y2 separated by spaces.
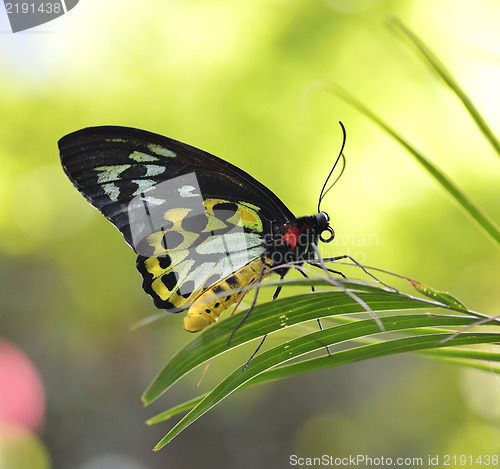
1 0 500 467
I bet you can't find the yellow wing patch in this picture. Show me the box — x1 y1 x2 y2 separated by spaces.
137 198 267 315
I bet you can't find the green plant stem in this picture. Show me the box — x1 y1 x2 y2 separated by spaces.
386 17 500 159
326 84 500 248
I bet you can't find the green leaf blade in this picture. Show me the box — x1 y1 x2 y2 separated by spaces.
326 83 500 248
152 312 499 449
385 17 500 159
142 288 432 406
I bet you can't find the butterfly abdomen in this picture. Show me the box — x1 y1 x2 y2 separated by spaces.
184 257 272 332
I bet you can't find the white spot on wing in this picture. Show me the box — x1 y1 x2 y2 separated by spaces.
144 165 166 177
148 144 176 158
137 196 164 205
212 245 264 278
177 261 218 296
131 179 157 195
105 138 127 143
178 185 199 198
129 151 158 162
196 233 262 255
95 165 131 201
102 183 120 202
95 164 131 183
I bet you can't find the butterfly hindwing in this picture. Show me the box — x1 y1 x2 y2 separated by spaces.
136 198 267 312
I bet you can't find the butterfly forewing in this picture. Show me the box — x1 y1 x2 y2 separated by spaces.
59 126 293 315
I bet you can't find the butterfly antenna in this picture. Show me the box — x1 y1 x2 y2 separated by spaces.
317 121 347 213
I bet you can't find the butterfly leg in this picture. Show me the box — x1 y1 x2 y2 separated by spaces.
272 284 282 300
242 334 267 371
312 264 347 278
309 243 385 332
312 255 398 292
241 275 286 371
227 258 269 346
297 268 332 357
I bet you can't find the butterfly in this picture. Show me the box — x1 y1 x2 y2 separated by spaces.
58 126 342 337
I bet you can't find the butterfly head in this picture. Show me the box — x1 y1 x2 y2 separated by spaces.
316 211 335 243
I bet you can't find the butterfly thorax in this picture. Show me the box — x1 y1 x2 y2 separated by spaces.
264 212 330 276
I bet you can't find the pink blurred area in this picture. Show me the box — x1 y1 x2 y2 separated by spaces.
0 340 45 432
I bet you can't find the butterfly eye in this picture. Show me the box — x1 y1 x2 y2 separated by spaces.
319 225 335 243
315 212 334 243
315 212 329 228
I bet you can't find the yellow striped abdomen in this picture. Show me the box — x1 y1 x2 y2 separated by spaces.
183 257 272 332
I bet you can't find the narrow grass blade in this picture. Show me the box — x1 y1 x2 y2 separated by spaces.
418 349 500 374
146 396 205 425
325 84 500 248
407 279 468 312
386 17 500 158
152 313 500 449
148 336 500 426
142 288 427 405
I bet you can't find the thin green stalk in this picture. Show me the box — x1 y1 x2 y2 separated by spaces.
386 17 500 158
147 344 500 426
325 83 500 248
152 330 500 450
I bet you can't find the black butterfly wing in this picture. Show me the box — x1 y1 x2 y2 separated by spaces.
59 126 295 312
59 126 294 246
